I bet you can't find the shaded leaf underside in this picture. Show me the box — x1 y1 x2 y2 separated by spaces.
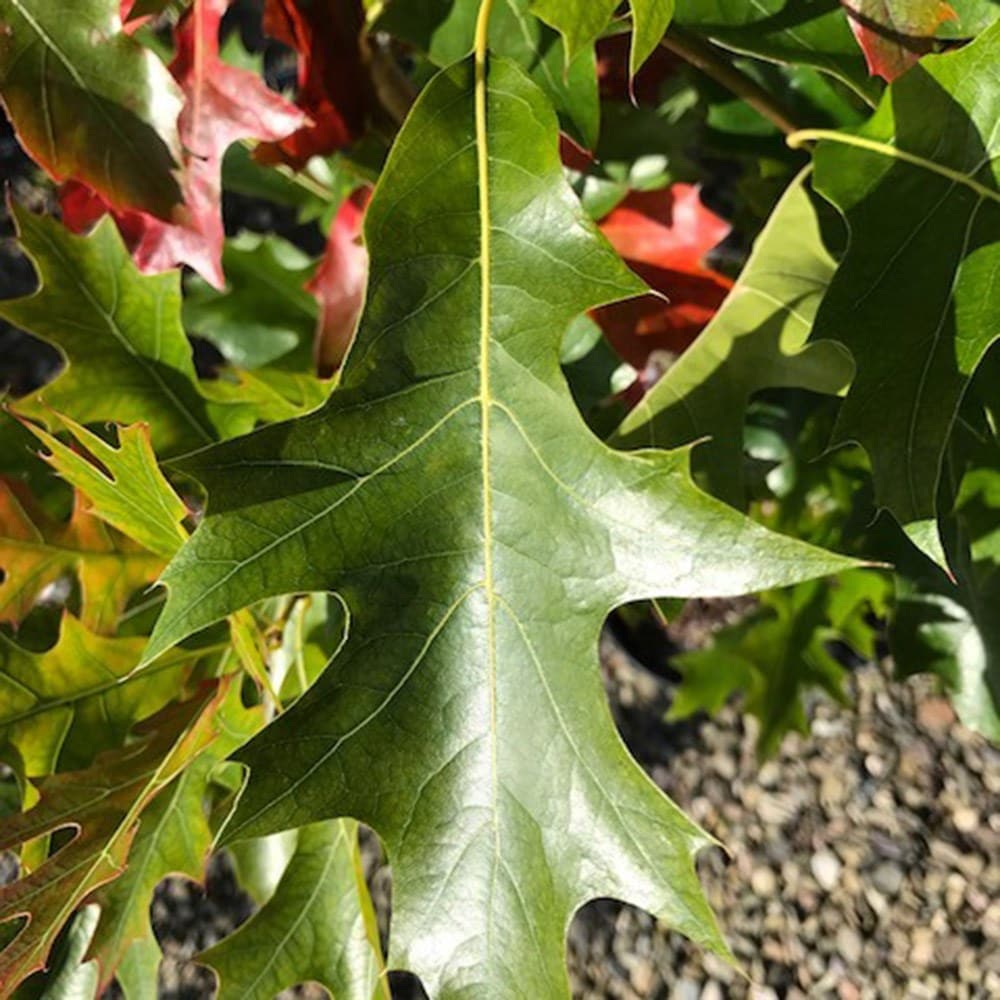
614 172 853 507
807 25 1000 553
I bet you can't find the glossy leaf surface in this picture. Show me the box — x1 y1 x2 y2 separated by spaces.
674 0 881 103
144 55 856 997
379 0 599 147
533 0 673 75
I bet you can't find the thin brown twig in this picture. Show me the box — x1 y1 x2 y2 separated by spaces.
660 26 802 137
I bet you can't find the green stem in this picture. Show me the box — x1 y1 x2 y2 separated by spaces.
789 129 1000 204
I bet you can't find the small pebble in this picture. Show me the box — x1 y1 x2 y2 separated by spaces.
871 862 904 896
916 697 955 729
952 807 978 833
751 867 777 898
837 926 863 965
811 850 842 891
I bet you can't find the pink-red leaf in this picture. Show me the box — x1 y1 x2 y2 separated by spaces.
62 0 307 288
307 190 370 376
593 185 733 369
255 0 368 168
0 0 183 220
843 0 957 81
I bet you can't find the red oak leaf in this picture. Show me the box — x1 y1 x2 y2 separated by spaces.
308 189 371 376
842 0 957 81
593 184 732 369
62 0 307 288
255 0 368 168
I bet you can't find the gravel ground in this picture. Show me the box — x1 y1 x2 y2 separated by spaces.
145 611 998 1000
567 628 999 1000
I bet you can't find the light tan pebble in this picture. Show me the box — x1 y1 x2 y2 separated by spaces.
627 958 655 995
701 954 735 985
864 886 888 915
958 948 979 983
966 886 989 913
798 888 820 916
909 927 935 968
757 762 781 789
757 793 797 826
983 902 1000 938
952 807 978 833
872 861 904 896
945 873 967 913
936 934 963 965
836 926 863 966
761 938 786 962
864 754 886 777
811 850 842 891
837 980 861 1000
751 866 777 898
955 852 985 881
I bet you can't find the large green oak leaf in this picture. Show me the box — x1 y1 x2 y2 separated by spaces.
0 0 183 219
802 23 1000 563
143 55 856 998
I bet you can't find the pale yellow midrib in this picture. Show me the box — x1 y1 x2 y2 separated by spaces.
474 0 502 879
